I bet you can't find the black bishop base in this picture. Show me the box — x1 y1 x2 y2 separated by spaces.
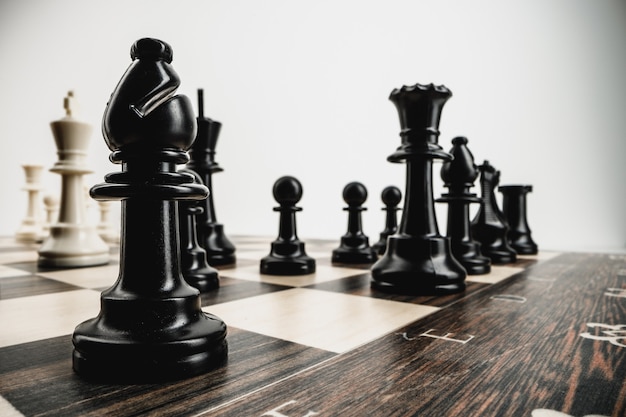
371 83 466 295
73 172 228 382
261 176 315 275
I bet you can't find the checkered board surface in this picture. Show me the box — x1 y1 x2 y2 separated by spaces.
1 236 623 416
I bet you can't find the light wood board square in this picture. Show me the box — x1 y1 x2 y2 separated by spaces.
38 264 120 289
0 289 101 348
466 265 525 284
205 288 439 353
219 264 367 287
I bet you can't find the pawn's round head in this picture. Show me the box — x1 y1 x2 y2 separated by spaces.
130 38 173 63
381 186 402 207
343 182 367 206
273 176 303 205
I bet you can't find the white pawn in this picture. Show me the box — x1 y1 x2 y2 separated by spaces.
42 194 60 237
15 164 46 244
38 91 110 267
97 201 120 245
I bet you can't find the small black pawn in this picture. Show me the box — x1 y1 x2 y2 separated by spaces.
332 182 378 264
499 185 538 254
436 137 491 275
179 169 220 292
72 38 227 382
371 83 466 295
187 89 236 266
470 161 517 264
372 186 402 255
261 176 315 275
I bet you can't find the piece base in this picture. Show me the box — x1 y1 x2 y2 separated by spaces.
184 268 220 292
260 255 316 276
72 312 228 383
202 223 236 266
371 234 466 295
331 247 378 265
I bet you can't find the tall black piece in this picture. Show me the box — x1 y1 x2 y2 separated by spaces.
371 83 466 294
187 89 235 266
436 137 491 275
332 182 378 264
72 38 227 382
372 185 402 255
260 176 315 275
499 185 538 254
179 169 220 292
470 161 517 264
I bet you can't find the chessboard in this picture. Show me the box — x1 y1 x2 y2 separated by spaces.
0 236 624 417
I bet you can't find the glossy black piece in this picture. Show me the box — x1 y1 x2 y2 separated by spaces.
260 176 315 275
470 161 517 264
372 186 402 255
332 182 378 265
179 169 220 292
72 38 227 383
499 185 538 254
186 89 236 266
371 83 466 295
436 137 491 275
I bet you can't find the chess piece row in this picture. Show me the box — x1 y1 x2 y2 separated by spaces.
64 38 538 383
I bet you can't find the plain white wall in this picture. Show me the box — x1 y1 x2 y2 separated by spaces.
0 0 625 252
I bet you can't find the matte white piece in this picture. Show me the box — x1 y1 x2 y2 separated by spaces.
42 194 60 237
38 91 109 267
97 201 119 245
15 164 46 244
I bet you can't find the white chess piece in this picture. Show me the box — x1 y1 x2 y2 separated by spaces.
42 194 60 236
97 200 120 245
15 164 45 244
38 91 110 267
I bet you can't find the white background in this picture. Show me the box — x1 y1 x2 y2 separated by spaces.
0 0 624 252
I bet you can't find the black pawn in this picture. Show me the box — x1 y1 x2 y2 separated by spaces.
72 38 227 382
332 182 378 264
371 83 466 295
436 137 491 275
499 185 538 254
179 169 220 292
187 89 236 266
261 176 315 275
470 161 517 264
372 186 402 255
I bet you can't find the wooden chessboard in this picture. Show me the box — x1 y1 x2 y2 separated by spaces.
0 236 624 416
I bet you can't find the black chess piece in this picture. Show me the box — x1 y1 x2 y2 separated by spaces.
371 83 466 295
436 137 491 275
372 186 402 255
179 169 220 292
186 89 236 266
332 182 378 264
72 38 227 382
260 176 316 275
470 161 517 264
499 184 538 254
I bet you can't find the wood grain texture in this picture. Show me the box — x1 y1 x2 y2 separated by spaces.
0 328 335 416
207 253 626 416
1 245 623 416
